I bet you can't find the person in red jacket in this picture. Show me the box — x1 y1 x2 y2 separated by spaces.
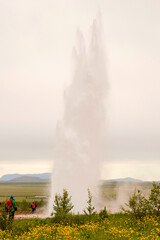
31 202 36 214
6 198 12 215
7 196 17 220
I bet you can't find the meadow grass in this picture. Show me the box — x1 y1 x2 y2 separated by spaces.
0 214 159 239
0 183 49 202
0 181 153 202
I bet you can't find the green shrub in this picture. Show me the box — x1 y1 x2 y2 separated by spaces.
99 206 108 220
122 182 160 219
149 182 160 215
0 209 7 230
84 189 96 222
16 199 46 212
52 189 74 217
17 200 30 211
121 189 151 219
0 204 13 231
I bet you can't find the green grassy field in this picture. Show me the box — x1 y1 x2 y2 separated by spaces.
0 181 153 203
0 182 50 202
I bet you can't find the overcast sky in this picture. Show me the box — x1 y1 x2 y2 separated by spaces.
0 0 160 180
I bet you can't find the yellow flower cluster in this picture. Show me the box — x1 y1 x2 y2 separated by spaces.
0 216 159 239
105 216 160 240
0 223 102 240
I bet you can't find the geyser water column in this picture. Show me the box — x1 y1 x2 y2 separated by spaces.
49 18 108 214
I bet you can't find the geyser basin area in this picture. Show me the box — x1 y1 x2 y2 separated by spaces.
49 17 108 215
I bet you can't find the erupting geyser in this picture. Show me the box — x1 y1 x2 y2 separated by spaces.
49 17 108 214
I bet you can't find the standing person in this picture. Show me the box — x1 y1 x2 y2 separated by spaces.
31 202 36 214
6 198 12 215
6 200 10 215
8 195 17 220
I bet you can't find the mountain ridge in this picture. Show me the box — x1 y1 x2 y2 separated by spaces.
0 174 144 183
0 173 51 182
103 177 143 182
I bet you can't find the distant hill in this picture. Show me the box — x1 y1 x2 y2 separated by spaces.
0 174 143 183
7 176 50 183
0 173 51 183
103 177 142 182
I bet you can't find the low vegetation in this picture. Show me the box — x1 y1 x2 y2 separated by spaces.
122 182 160 218
0 182 159 239
0 214 159 239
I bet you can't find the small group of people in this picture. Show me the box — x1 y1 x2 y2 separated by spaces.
4 196 37 220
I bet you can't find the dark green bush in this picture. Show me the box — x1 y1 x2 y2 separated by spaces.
16 199 47 212
99 206 108 220
149 182 160 216
122 182 160 219
0 210 7 230
17 200 30 211
122 189 151 219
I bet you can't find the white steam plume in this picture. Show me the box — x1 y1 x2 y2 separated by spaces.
48 16 108 214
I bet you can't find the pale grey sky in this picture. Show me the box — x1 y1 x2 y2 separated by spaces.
0 0 160 180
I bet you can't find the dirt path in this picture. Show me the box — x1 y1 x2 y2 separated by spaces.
14 212 44 219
